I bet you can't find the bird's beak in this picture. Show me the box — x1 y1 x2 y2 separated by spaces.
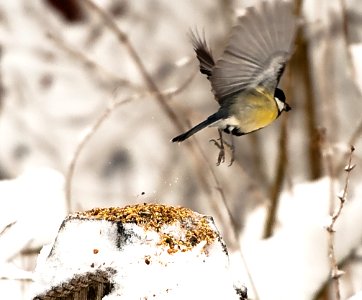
284 103 291 112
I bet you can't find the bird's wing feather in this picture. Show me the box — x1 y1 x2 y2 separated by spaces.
211 0 297 102
189 30 215 79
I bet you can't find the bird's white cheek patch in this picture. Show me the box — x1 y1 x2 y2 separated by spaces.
275 97 285 113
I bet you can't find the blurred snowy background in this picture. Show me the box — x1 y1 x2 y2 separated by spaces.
0 0 362 299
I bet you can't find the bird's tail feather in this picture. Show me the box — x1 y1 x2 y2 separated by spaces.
172 113 222 142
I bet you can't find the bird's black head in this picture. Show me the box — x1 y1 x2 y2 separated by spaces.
274 88 291 114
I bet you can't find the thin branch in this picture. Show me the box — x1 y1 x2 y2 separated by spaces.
317 127 337 300
263 114 288 238
312 246 361 299
65 92 144 212
0 221 16 237
248 134 270 188
82 0 185 132
326 145 355 230
339 0 357 83
65 67 198 212
292 0 323 180
46 31 141 91
348 118 362 148
262 38 294 238
0 277 33 282
80 0 218 202
194 137 260 300
325 145 355 300
335 0 362 171
162 68 198 98
298 19 322 180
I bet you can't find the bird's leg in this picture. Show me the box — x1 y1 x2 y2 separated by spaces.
210 132 236 166
228 135 235 166
209 129 226 166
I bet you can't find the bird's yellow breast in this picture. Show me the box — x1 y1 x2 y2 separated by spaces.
227 89 279 133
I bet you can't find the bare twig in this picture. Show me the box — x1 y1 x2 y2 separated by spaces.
325 145 355 300
248 134 269 188
306 246 360 299
335 0 362 171
292 0 324 182
348 118 362 148
28 2 138 92
339 0 356 83
162 68 198 98
80 0 216 200
263 113 289 238
295 12 322 180
0 221 16 237
65 92 144 212
65 63 198 212
0 276 33 282
262 36 294 238
82 0 185 132
319 127 338 218
194 137 260 300
46 31 141 91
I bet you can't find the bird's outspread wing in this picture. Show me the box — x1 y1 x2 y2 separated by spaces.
190 30 215 79
211 0 297 102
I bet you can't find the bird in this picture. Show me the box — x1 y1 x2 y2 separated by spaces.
171 0 297 163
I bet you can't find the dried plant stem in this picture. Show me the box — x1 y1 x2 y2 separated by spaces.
195 138 259 300
348 119 362 148
81 0 214 199
299 34 321 180
263 44 294 238
82 0 185 131
339 0 356 84
65 68 197 212
248 134 269 188
0 221 16 237
162 68 198 98
65 93 143 212
46 31 141 91
335 0 362 171
263 114 288 238
0 276 33 282
325 145 355 300
292 0 322 180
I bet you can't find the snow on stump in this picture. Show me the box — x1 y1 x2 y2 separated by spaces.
32 203 247 299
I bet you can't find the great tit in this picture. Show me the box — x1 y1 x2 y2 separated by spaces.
172 0 297 143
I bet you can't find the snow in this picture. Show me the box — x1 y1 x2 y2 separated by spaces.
0 167 66 299
32 205 243 299
349 291 362 300
237 177 362 300
0 167 66 263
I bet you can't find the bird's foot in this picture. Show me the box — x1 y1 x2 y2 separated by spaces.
209 138 225 166
221 140 235 166
228 142 235 167
209 130 235 166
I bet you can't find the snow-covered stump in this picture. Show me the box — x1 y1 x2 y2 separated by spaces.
32 204 246 300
